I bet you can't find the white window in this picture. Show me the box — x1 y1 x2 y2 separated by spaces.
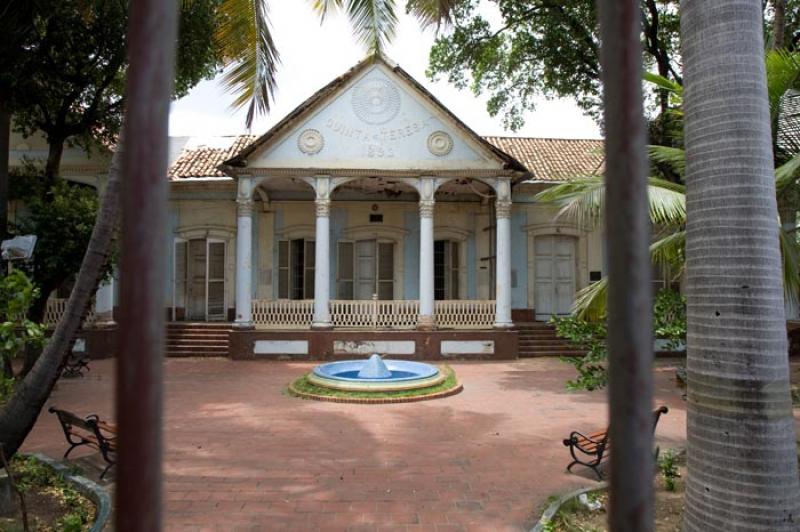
434 240 461 300
278 239 315 299
337 240 394 299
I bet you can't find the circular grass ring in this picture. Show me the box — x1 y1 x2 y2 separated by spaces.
288 366 463 404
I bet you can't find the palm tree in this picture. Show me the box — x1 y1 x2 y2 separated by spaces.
681 0 800 529
537 50 800 320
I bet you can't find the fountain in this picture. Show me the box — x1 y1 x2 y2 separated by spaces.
290 354 461 402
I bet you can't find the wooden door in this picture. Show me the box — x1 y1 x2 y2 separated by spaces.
206 240 226 320
534 235 576 319
186 239 206 320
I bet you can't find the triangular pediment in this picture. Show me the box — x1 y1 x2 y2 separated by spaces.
224 56 526 175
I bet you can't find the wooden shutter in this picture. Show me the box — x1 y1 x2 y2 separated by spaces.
278 240 289 299
377 242 394 300
337 241 354 299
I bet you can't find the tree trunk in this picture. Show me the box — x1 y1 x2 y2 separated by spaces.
43 139 64 184
681 1 800 530
0 140 121 458
774 0 787 49
0 94 9 241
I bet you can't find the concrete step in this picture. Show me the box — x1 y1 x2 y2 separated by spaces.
166 344 229 353
518 351 586 358
166 348 228 357
167 336 229 345
166 334 230 341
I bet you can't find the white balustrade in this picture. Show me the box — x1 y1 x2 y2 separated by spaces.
435 300 496 329
43 298 97 328
252 299 314 329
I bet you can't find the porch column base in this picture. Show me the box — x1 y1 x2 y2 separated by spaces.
233 321 254 331
494 322 514 330
416 315 436 331
311 322 334 331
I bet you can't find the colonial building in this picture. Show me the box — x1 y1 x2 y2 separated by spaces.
12 55 607 360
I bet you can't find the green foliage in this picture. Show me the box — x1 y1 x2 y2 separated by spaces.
658 449 680 492
12 172 115 312
426 0 684 130
553 289 686 391
0 271 45 378
653 289 686 351
4 0 221 162
551 316 608 392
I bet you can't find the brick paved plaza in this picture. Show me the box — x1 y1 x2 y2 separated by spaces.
23 358 689 531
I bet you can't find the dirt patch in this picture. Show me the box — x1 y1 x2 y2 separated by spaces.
0 455 95 531
548 465 685 531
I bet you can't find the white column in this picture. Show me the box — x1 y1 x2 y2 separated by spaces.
94 276 115 326
234 198 253 328
312 198 332 328
494 199 513 328
418 198 435 330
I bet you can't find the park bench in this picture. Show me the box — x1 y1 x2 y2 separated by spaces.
49 407 116 479
63 352 91 378
562 405 669 480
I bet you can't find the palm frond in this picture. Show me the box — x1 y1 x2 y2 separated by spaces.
534 175 685 228
311 0 397 53
643 71 683 100
647 145 685 178
216 0 280 127
775 150 800 192
647 177 686 227
766 49 800 124
650 230 686 274
534 177 605 228
406 0 458 29
572 278 608 321
780 225 800 308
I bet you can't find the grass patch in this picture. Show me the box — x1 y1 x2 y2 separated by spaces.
289 365 459 399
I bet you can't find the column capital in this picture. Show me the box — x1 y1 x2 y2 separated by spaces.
496 200 512 219
237 198 254 216
419 199 435 218
315 198 331 217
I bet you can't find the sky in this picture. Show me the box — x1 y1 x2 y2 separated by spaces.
168 0 602 140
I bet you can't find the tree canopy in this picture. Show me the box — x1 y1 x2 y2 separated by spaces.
3 0 222 178
426 0 797 133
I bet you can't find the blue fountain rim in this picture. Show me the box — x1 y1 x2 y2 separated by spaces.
313 359 439 383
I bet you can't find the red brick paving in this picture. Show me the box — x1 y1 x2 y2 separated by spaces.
23 358 690 531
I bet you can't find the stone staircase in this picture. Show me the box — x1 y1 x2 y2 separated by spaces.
166 322 232 357
516 321 586 358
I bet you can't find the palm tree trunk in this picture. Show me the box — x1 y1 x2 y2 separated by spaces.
0 140 121 458
681 1 800 530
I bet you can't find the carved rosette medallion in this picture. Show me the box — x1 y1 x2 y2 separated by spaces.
419 199 435 218
351 78 401 125
427 131 453 156
315 199 331 217
298 129 324 155
495 200 512 219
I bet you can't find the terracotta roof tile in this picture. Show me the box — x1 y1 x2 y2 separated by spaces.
168 135 255 179
168 134 604 182
483 136 605 181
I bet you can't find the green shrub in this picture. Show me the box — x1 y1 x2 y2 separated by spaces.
658 449 680 491
653 289 686 350
551 316 608 391
553 288 687 392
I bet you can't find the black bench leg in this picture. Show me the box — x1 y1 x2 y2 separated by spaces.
63 442 87 459
100 462 114 480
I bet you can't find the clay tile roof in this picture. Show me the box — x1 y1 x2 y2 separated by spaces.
483 136 605 181
168 135 256 179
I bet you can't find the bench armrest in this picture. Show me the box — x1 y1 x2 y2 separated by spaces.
563 431 607 447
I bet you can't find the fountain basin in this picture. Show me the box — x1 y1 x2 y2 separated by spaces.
309 357 445 392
